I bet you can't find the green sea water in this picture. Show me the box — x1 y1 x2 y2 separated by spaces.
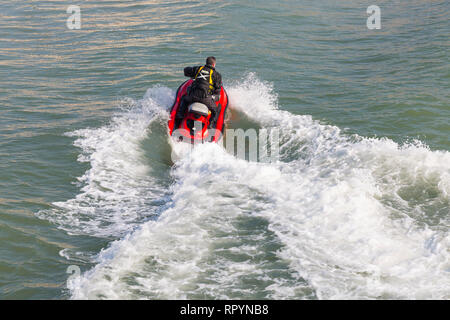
0 0 449 299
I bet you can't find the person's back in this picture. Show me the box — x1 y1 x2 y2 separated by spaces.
177 56 223 124
184 56 222 102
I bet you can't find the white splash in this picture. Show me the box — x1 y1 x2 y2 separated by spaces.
68 75 449 299
37 86 174 238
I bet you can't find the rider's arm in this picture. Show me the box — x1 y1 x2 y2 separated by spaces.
184 66 201 78
213 72 222 95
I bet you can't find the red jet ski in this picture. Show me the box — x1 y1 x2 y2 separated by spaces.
168 79 228 143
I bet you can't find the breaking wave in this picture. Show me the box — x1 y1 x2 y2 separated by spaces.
40 74 449 299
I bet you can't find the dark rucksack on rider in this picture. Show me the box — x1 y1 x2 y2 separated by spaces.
184 64 222 101
176 63 223 123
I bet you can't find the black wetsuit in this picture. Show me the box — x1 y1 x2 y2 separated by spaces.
176 64 223 126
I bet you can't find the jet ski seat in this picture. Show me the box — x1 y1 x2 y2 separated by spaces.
188 103 209 116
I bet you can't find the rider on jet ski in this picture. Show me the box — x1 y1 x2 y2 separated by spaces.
176 56 223 126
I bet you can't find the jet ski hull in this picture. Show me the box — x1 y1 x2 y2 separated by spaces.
168 80 228 143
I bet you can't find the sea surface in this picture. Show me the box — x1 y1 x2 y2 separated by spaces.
0 0 449 299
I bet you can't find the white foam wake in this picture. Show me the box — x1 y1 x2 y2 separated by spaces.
37 86 174 238
69 75 449 299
